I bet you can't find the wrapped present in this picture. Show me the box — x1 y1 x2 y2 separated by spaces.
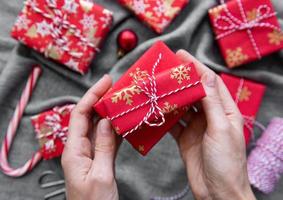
94 41 205 155
11 0 113 74
31 104 75 160
119 0 189 34
209 0 283 68
220 74 266 144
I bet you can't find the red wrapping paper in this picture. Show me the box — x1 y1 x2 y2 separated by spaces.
118 0 189 34
94 41 206 155
11 0 112 74
31 104 75 160
220 74 266 144
209 0 283 68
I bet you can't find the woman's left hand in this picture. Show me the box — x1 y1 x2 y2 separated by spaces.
62 75 121 200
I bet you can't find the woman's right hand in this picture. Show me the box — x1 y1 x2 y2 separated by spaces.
171 50 256 200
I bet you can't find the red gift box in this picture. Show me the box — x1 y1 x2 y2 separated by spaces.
94 41 205 155
220 74 266 144
11 0 113 74
209 0 283 68
118 0 189 34
31 104 75 160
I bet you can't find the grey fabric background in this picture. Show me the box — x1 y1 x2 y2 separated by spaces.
0 0 282 199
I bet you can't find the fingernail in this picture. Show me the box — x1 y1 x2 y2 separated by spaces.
98 119 112 136
203 72 216 87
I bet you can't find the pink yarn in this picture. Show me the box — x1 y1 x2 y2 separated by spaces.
247 117 283 194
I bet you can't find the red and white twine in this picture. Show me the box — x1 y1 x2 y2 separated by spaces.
214 0 281 59
34 104 75 152
25 0 100 59
0 66 43 177
235 78 266 140
108 53 201 138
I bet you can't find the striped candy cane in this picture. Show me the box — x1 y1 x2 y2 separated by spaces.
0 66 43 177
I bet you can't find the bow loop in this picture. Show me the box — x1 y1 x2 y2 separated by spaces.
214 3 276 34
214 15 238 31
132 53 166 128
256 5 271 20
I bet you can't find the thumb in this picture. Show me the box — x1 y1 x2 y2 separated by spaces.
93 119 116 171
201 72 229 134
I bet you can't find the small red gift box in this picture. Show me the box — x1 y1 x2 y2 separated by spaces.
220 74 266 144
94 41 205 155
11 0 113 74
118 0 189 34
209 0 283 68
31 104 75 160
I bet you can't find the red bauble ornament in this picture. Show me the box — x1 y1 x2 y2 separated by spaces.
117 29 138 58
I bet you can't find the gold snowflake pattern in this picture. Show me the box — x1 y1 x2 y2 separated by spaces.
246 9 257 21
164 0 181 18
129 68 148 82
225 48 248 67
237 86 251 102
268 30 283 46
138 145 145 152
38 125 53 147
161 102 179 115
26 25 38 38
209 4 225 18
111 85 141 105
47 45 62 60
170 64 191 84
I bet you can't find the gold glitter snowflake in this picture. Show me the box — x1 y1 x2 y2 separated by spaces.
129 67 148 81
225 48 248 67
246 9 257 21
237 86 251 102
111 85 141 105
268 30 283 46
209 4 225 18
170 64 191 84
161 102 179 115
138 145 145 152
164 0 181 18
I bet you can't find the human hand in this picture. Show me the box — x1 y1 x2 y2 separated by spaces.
171 50 256 200
62 75 121 200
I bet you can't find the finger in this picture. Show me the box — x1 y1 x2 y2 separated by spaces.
170 108 195 139
65 75 112 155
68 75 112 138
201 72 229 133
177 50 229 132
217 77 243 127
91 119 116 173
176 49 213 77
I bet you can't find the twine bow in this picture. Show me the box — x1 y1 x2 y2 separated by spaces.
37 113 68 151
132 53 166 128
108 53 201 138
26 0 99 59
214 0 281 59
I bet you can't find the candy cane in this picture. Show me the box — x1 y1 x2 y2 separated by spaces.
0 66 43 177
